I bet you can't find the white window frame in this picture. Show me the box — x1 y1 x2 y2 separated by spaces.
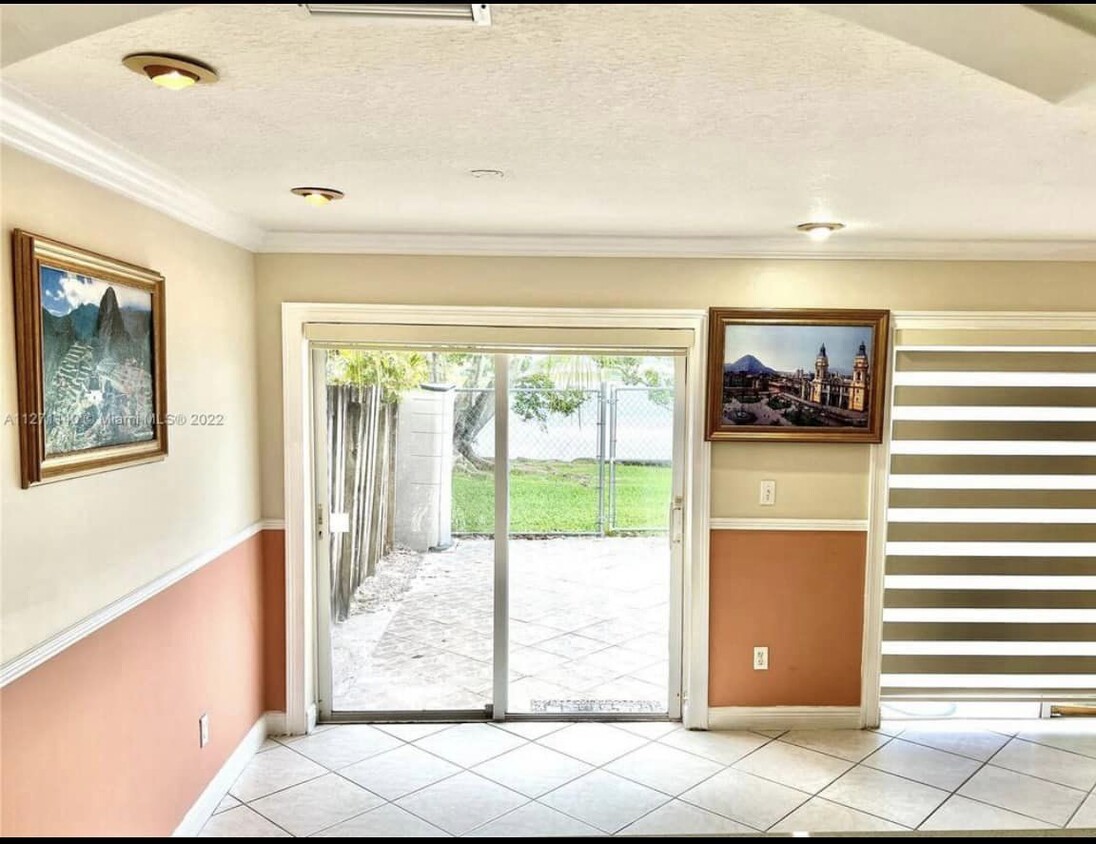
281 304 710 734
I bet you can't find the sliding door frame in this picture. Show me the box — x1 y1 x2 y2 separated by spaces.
282 304 710 735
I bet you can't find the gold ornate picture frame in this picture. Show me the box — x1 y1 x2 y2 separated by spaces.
706 308 890 443
12 230 168 486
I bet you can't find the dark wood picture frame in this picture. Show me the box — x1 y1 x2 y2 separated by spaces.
706 308 890 443
12 230 168 487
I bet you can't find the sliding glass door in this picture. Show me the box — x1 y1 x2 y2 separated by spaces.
312 343 686 721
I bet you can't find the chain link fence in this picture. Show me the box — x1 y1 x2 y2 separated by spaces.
452 386 672 536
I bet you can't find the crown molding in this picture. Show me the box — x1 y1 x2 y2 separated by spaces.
0 81 263 251
3 80 1094 261
259 230 1096 261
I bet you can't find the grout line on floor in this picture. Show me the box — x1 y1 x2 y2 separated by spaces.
212 721 1096 837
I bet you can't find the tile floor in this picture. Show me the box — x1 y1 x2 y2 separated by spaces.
331 538 669 714
202 719 1096 837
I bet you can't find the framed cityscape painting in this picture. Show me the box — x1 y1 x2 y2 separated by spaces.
706 308 889 443
11 230 167 487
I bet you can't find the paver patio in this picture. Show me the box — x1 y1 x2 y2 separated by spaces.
331 537 669 713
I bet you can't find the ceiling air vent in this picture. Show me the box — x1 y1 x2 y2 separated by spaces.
299 4 490 25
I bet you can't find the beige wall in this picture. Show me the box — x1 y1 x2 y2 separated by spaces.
255 253 1096 519
1 148 262 662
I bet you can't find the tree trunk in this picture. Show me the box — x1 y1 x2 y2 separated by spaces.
452 387 495 469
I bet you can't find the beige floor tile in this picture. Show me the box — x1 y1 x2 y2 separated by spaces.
733 739 852 793
538 722 648 766
473 743 592 797
897 727 1010 762
991 737 1096 790
780 729 891 762
618 799 756 835
228 746 327 802
658 728 769 765
820 766 948 828
770 796 908 833
395 772 528 836
1015 721 1096 760
611 721 681 740
214 794 241 814
493 720 573 740
199 806 290 837
679 768 809 830
920 795 1055 831
249 773 383 837
373 722 450 742
1067 793 1096 829
958 764 1086 826
861 738 981 791
465 802 604 837
539 769 669 833
340 744 460 800
606 742 724 795
413 723 526 768
285 725 403 770
314 803 450 837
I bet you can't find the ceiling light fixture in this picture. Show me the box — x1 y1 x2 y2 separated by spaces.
291 187 346 207
123 53 219 90
797 222 846 242
299 4 491 25
469 169 505 179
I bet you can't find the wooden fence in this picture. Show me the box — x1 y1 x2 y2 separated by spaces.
327 384 396 622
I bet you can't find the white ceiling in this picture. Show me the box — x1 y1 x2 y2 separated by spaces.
2 3 1096 254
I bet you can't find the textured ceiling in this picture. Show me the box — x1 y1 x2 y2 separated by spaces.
3 3 1096 242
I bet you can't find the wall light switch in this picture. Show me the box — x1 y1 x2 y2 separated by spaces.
759 480 776 506
753 646 769 670
199 713 210 748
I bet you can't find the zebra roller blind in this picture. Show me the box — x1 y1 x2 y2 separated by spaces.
882 323 1096 701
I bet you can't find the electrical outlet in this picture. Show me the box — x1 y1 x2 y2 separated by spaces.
199 713 210 748
759 480 776 506
753 646 769 670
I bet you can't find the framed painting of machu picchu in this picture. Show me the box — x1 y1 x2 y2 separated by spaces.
12 230 167 487
706 308 889 443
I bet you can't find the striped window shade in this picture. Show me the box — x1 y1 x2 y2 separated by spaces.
882 324 1096 701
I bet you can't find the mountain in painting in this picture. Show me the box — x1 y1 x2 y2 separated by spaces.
724 354 776 375
40 282 154 455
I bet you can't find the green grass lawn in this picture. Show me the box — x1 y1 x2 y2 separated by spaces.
452 459 671 534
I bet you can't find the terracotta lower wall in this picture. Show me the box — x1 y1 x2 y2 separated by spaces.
709 529 866 707
0 529 284 837
262 529 287 711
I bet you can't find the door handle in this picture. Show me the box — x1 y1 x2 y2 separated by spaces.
669 496 684 547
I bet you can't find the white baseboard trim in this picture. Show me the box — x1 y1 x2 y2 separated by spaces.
710 518 869 532
708 706 862 731
0 521 268 688
173 712 283 837
264 710 288 737
261 518 286 531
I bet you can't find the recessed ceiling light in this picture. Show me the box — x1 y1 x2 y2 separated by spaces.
469 169 505 179
291 187 346 207
797 222 846 242
122 53 219 90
